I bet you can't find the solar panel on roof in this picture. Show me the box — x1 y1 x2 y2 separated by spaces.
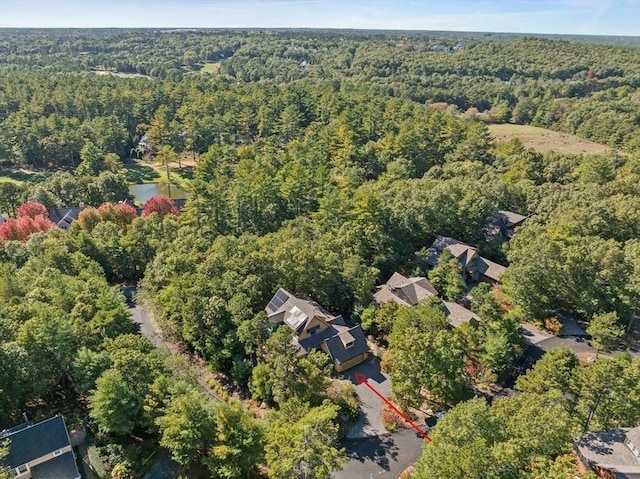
267 289 290 312
276 289 289 303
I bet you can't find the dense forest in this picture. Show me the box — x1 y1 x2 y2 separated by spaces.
1 29 639 479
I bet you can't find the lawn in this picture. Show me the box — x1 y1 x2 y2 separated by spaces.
0 166 50 185
488 124 626 156
199 62 221 74
123 157 194 187
123 158 162 184
92 70 151 79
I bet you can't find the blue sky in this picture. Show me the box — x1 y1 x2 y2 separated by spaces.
0 0 638 36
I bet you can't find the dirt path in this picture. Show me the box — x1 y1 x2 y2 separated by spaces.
76 443 96 479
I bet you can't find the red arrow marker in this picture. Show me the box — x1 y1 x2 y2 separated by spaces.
354 372 431 441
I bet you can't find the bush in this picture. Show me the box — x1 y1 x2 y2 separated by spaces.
324 380 361 436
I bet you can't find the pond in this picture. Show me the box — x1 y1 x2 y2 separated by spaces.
129 183 189 203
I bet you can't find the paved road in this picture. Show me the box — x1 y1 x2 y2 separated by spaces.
332 429 425 479
131 305 166 348
123 285 166 348
339 356 427 477
143 451 183 479
504 327 598 388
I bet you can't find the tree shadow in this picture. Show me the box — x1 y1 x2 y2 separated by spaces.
123 162 161 183
0 167 49 184
340 433 401 471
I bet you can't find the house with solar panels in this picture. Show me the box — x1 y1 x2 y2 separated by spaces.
0 415 81 479
265 288 369 372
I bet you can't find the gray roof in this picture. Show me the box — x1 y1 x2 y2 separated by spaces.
574 427 640 478
628 426 640 453
442 301 480 328
298 320 343 351
425 236 464 266
559 317 588 337
471 256 507 283
374 272 438 307
265 288 336 335
266 288 368 367
323 325 369 365
485 210 529 241
425 236 506 283
498 210 528 228
48 207 86 229
1 415 80 479
31 449 81 479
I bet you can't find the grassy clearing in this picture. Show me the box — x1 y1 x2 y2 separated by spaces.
123 157 193 187
199 62 221 74
86 444 107 478
123 158 161 184
0 166 50 185
92 70 151 79
489 124 625 156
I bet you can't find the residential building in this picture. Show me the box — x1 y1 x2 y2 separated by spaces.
374 271 480 329
573 425 640 478
426 236 507 285
485 210 529 241
265 288 368 372
442 300 480 328
0 415 81 479
48 206 86 230
373 272 438 307
137 133 149 152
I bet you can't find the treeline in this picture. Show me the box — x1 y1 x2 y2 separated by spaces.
0 30 639 158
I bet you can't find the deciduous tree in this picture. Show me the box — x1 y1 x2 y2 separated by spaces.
587 311 625 357
388 299 471 409
265 400 345 479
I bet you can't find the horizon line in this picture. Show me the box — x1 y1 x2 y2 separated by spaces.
0 26 638 39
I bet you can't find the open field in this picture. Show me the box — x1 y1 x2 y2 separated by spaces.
489 124 626 156
123 156 195 186
92 70 151 79
199 62 221 74
0 166 49 185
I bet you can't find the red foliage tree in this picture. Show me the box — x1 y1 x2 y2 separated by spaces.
0 215 54 241
17 201 49 219
143 195 180 219
0 201 54 241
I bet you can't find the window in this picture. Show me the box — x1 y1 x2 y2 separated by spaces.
307 325 321 336
14 464 28 475
345 340 355 349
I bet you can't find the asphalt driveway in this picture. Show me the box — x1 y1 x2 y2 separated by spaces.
343 355 391 439
333 429 426 479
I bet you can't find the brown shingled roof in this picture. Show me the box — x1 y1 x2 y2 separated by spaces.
374 272 438 306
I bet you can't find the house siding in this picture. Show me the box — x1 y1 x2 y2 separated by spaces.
334 352 368 373
297 316 329 341
12 445 73 478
